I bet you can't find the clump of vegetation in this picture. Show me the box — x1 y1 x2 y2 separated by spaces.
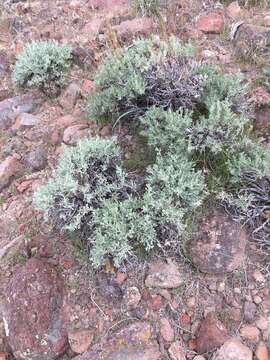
88 36 195 124
12 41 72 95
36 36 270 268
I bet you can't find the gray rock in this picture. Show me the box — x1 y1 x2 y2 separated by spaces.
213 338 252 360
145 259 182 289
12 112 40 131
0 92 42 130
25 145 47 171
188 210 247 274
232 23 270 61
243 301 257 323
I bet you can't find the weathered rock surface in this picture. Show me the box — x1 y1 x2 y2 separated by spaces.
68 329 94 354
240 324 260 341
59 82 81 111
168 341 186 360
195 313 229 354
213 338 252 360
0 156 23 191
115 17 154 42
0 92 42 130
73 322 161 360
160 318 174 342
145 259 182 289
243 301 257 323
232 23 270 60
255 341 269 360
25 145 47 171
196 12 224 34
188 210 247 274
12 113 40 131
63 124 90 145
3 258 68 360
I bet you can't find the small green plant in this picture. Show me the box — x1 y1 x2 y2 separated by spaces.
12 41 72 95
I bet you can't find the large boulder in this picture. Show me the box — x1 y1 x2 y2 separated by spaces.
0 92 42 130
213 338 252 360
73 322 161 360
188 210 247 274
3 258 68 360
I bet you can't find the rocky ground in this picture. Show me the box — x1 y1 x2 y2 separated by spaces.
0 0 270 359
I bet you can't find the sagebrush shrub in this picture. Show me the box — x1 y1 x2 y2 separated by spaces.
34 137 135 234
12 41 72 95
88 36 195 123
36 35 270 267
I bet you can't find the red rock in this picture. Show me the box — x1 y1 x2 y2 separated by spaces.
227 2 241 18
240 324 260 341
250 87 270 108
160 318 174 342
180 313 191 326
49 130 61 145
264 15 270 27
68 329 94 354
149 295 163 311
59 82 82 111
188 339 197 351
115 17 154 42
61 258 74 270
115 271 127 285
255 342 269 360
63 124 90 145
0 352 8 360
17 180 33 193
0 156 23 191
82 79 95 96
3 258 68 360
168 341 186 360
196 12 224 34
196 313 229 354
55 114 75 128
18 223 26 234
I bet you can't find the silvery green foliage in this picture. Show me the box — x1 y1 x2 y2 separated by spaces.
228 138 270 182
34 137 135 234
91 198 155 267
12 41 72 95
88 36 194 122
186 100 249 155
140 107 192 153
